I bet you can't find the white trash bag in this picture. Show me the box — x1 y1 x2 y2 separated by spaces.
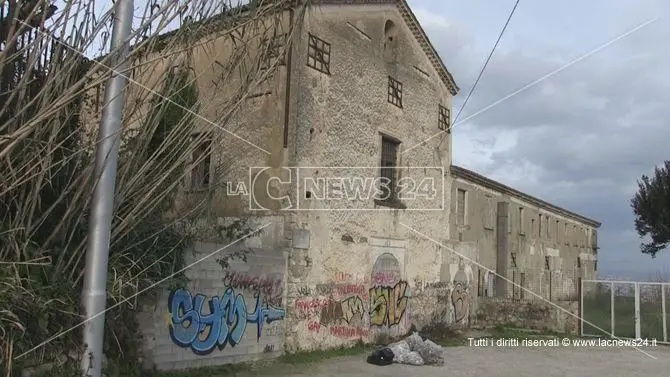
395 351 425 366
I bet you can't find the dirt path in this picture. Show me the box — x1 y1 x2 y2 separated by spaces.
234 343 670 377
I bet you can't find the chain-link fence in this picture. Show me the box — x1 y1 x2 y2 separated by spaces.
581 280 669 343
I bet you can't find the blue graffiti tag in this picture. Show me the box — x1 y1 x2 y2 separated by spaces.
168 288 285 355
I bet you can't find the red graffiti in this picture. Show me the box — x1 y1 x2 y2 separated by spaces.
373 271 397 286
335 284 366 298
295 298 330 315
335 271 352 281
307 321 322 333
329 326 369 339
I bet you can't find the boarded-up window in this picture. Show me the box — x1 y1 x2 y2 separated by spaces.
483 195 495 230
538 214 542 237
190 134 212 191
457 189 466 225
477 269 484 296
546 216 551 238
518 207 525 234
486 272 495 297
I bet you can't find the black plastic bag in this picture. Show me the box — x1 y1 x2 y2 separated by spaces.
366 347 395 366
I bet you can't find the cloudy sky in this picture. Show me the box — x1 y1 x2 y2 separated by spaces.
409 0 670 279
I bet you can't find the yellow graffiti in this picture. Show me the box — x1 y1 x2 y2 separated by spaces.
341 296 365 324
369 281 408 327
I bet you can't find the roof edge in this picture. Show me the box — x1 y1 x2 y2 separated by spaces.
310 0 459 95
450 165 602 228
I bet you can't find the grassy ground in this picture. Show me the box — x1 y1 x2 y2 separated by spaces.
582 292 669 339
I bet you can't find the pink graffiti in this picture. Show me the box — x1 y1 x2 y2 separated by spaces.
295 298 330 315
335 284 366 298
373 271 397 286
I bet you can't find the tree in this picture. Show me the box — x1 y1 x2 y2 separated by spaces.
631 160 670 257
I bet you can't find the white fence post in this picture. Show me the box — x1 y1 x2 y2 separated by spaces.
662 284 667 343
610 281 615 336
580 279 584 336
634 283 641 339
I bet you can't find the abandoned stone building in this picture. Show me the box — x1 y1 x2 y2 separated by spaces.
82 0 600 371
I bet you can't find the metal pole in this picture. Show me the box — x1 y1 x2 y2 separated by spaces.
610 281 615 337
81 1 134 376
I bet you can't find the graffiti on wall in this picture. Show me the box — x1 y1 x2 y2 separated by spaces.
451 258 471 323
369 281 408 326
168 288 286 355
319 296 365 326
297 272 369 340
222 271 284 307
369 253 408 331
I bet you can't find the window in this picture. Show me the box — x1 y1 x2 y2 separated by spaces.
379 135 400 201
565 223 569 245
486 271 495 297
307 33 330 74
577 257 582 268
510 252 517 268
478 269 484 297
519 273 526 299
457 188 467 225
594 260 598 272
190 134 212 191
546 216 550 238
438 105 450 132
518 207 525 234
387 76 402 108
556 220 560 242
544 256 551 271
538 214 542 237
531 219 535 235
94 84 101 112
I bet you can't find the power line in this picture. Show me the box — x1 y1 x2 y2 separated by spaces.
451 0 520 127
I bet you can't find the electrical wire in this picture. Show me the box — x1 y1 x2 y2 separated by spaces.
451 0 520 127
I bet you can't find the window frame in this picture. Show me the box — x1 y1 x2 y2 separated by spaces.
189 133 213 192
438 105 450 132
387 76 403 108
307 33 331 74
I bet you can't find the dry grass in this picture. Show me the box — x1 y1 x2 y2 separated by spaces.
0 0 305 374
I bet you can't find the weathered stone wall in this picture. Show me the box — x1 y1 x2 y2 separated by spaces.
471 298 580 335
138 217 288 371
281 2 458 351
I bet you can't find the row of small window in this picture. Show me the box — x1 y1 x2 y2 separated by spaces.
456 189 592 247
189 133 402 198
510 253 596 272
520 209 591 247
478 262 598 300
307 33 451 132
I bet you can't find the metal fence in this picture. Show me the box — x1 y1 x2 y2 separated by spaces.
581 279 669 343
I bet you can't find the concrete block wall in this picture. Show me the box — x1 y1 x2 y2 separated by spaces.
138 217 288 371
